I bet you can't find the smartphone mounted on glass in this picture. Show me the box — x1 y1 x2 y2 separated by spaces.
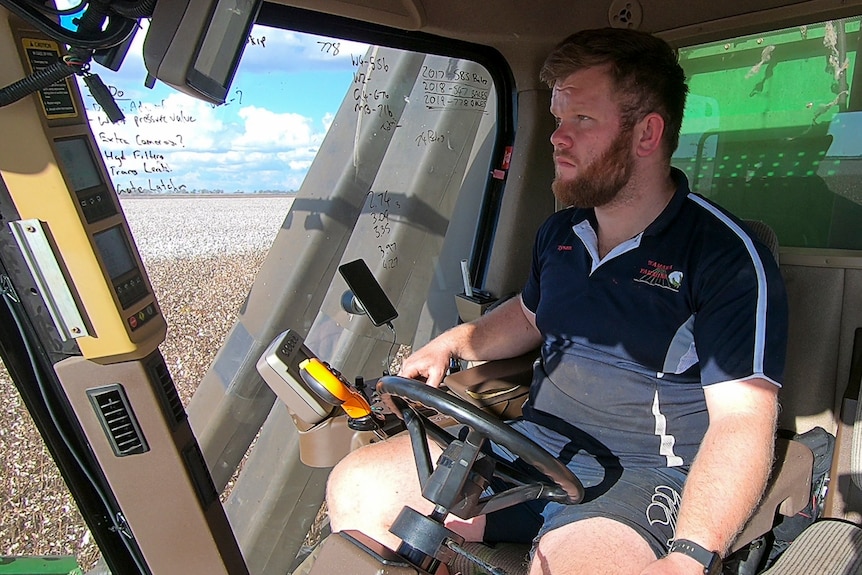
338 259 398 327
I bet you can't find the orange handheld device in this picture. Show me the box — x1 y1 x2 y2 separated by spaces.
298 358 373 419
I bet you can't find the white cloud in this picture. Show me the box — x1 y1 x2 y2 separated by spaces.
322 112 335 131
72 17 354 193
233 106 322 149
288 160 313 171
88 92 229 153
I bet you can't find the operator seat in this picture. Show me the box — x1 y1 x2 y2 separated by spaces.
745 219 780 264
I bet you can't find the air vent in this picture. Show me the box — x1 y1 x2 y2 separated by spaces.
146 353 186 428
608 0 643 29
87 384 149 457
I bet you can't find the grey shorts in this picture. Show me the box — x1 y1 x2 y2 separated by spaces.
481 421 688 558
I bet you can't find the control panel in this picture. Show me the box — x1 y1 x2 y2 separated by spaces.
1 15 165 362
256 330 335 425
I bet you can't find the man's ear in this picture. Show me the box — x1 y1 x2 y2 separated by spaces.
633 112 665 158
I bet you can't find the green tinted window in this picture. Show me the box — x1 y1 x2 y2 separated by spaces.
673 19 862 249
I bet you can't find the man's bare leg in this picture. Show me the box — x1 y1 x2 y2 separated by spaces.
529 517 656 575
327 433 486 552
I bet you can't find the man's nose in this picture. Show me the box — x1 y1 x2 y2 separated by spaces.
550 124 571 148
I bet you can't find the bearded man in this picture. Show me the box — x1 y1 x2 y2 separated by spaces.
327 28 788 575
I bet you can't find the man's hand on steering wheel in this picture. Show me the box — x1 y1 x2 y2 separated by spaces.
398 336 455 388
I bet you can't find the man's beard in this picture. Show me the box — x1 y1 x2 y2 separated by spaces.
551 127 634 208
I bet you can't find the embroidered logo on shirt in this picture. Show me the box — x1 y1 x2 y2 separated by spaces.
635 260 683 292
557 245 573 251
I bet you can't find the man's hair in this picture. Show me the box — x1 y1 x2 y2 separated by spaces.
540 28 688 156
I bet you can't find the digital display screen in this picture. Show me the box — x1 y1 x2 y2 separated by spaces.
54 137 103 192
189 0 261 102
93 226 137 281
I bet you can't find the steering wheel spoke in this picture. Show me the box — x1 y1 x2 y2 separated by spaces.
377 376 584 522
478 483 568 515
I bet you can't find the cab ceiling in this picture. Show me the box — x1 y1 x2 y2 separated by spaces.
274 0 862 88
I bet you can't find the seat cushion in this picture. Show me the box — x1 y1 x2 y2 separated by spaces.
761 519 862 575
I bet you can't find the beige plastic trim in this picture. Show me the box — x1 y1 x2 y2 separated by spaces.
780 248 862 270
282 0 425 30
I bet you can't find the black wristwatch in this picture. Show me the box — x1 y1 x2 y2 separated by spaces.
667 539 722 575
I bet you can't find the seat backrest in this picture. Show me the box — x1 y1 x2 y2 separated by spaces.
743 219 780 265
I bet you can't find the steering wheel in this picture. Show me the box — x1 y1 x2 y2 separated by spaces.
377 375 584 520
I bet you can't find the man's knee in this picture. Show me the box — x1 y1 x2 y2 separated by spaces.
326 436 420 527
326 442 387 520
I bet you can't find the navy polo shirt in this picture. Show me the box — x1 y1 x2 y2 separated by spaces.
520 168 788 470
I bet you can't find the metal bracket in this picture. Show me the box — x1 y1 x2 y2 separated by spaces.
8 219 90 340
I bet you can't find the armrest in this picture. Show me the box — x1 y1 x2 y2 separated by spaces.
443 351 537 420
730 437 814 553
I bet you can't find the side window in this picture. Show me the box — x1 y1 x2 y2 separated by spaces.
674 18 862 249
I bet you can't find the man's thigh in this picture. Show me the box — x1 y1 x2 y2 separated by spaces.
530 517 656 575
484 427 687 556
537 465 686 557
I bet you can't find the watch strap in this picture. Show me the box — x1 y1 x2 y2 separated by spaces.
668 539 722 575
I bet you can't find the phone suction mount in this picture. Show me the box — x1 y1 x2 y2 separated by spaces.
341 290 367 316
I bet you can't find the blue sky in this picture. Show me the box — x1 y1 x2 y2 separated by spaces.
75 19 367 193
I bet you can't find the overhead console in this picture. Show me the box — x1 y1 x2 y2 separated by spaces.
143 0 262 105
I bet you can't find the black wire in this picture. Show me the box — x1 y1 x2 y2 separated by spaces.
1 286 151 574
0 56 82 108
385 321 397 375
109 0 157 19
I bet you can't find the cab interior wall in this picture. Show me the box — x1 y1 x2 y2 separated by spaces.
482 90 556 297
779 259 862 434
